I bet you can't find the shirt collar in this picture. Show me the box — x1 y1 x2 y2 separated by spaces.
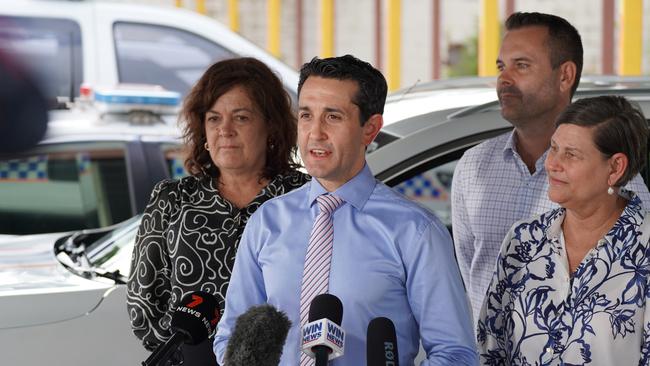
501 130 549 173
308 163 376 211
502 130 517 159
545 189 644 247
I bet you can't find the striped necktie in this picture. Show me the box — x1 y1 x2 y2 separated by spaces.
299 194 344 366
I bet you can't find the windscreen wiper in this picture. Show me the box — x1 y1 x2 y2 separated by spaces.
55 249 127 285
55 227 127 284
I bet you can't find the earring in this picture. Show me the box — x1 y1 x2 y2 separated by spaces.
607 186 615 195
204 142 210 151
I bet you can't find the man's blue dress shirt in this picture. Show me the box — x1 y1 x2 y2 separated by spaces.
213 164 477 365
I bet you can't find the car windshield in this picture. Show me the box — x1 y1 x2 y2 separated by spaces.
84 215 141 276
0 15 82 105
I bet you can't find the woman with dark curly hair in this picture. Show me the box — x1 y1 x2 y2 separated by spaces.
126 57 309 366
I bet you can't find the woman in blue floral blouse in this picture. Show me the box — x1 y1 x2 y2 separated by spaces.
478 95 650 365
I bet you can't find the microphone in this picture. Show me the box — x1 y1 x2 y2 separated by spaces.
367 317 399 366
301 294 346 365
223 304 292 366
142 291 220 366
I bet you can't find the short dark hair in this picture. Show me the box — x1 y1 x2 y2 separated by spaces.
556 95 648 187
506 12 583 97
181 57 300 179
297 55 388 125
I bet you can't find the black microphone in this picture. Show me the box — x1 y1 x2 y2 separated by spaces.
142 291 220 366
223 304 292 366
367 317 399 366
301 294 346 365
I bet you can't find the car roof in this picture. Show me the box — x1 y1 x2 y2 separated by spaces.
381 75 650 139
39 109 183 145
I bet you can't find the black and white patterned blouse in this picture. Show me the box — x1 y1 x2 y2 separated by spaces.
126 170 309 349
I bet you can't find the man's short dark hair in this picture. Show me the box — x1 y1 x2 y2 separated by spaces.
297 55 388 125
556 95 648 187
506 12 583 98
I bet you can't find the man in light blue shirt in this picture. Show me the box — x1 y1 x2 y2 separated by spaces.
214 55 477 365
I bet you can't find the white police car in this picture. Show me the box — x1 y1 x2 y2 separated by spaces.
0 85 186 237
0 0 301 237
0 0 298 103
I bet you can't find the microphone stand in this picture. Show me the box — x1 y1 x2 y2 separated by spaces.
142 332 185 366
314 346 329 366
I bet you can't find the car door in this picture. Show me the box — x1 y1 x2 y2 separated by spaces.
368 109 512 230
0 141 133 235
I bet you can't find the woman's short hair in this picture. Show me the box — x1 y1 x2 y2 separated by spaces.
181 57 300 180
555 95 648 186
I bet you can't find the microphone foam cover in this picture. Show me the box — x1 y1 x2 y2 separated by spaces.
367 317 399 366
308 293 343 325
224 304 292 366
171 290 220 345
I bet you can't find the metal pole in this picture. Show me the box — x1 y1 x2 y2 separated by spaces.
619 0 643 75
602 0 614 74
196 0 206 15
432 0 440 79
229 0 240 32
268 0 281 57
505 0 515 17
321 0 335 58
296 0 304 68
375 0 382 70
387 0 401 90
478 0 499 76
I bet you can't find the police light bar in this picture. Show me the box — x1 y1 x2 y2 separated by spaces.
93 84 181 115
301 318 345 361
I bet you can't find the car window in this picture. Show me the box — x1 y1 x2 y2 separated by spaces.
394 160 456 227
0 143 132 235
0 15 83 104
378 127 511 231
113 22 236 96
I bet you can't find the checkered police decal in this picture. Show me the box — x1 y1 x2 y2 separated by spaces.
0 156 48 181
170 157 187 179
395 171 449 201
77 153 91 175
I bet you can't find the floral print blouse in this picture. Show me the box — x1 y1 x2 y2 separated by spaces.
478 191 650 365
